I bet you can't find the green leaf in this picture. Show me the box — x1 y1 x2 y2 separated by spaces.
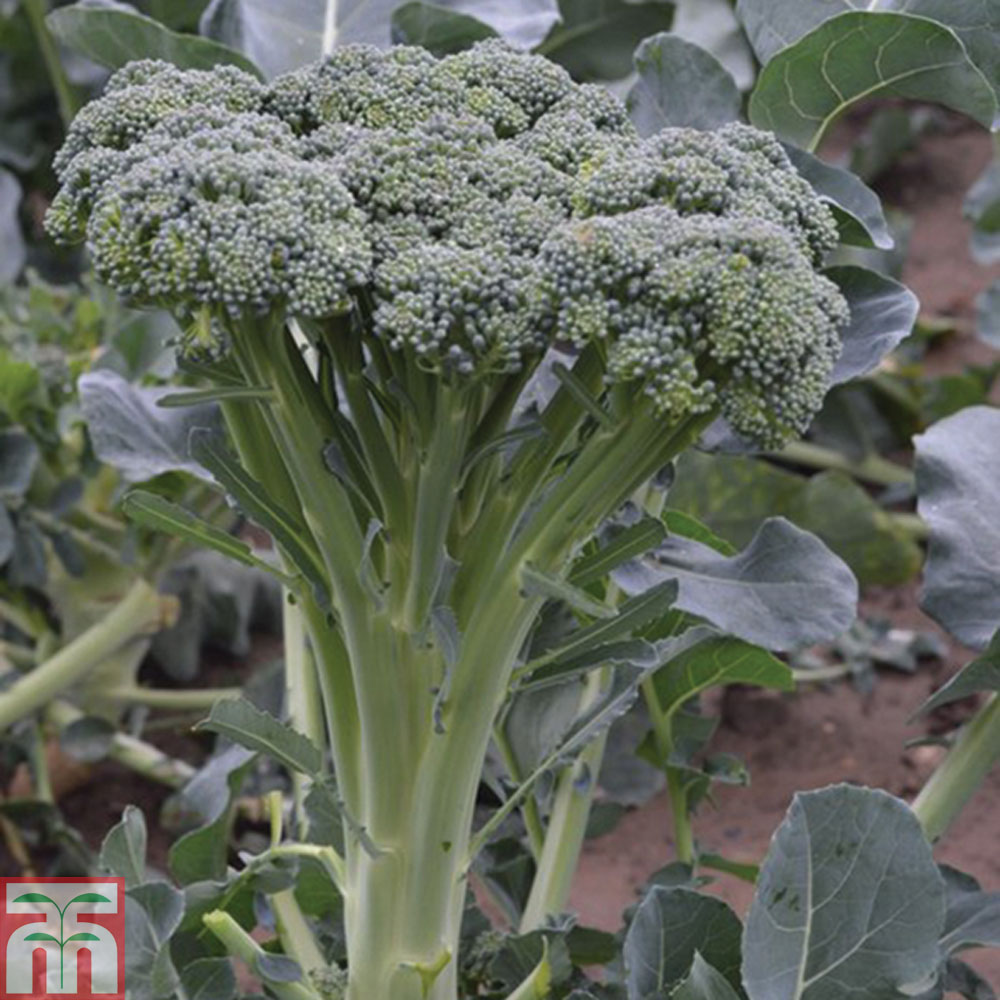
915 407 1000 649
179 957 237 1000
743 785 946 1000
627 32 740 133
13 893 57 906
168 745 255 884
569 517 667 587
521 565 615 619
196 698 323 776
122 491 291 583
670 0 754 90
790 471 922 587
747 12 997 150
391 3 497 55
521 581 677 687
667 455 920 587
504 939 552 1000
392 0 559 52
613 518 858 651
916 630 1000 716
65 932 101 942
47 1 260 74
0 429 39 498
100 805 147 888
156 385 273 407
60 716 115 764
80 370 221 483
652 630 793 719
124 884 185 1000
69 893 112 905
940 890 1000 954
200 0 397 78
24 932 60 942
624 887 743 997
254 953 302 984
976 281 1000 348
672 953 742 1000
0 168 25 283
827 266 919 384
190 430 330 609
966 158 1000 265
538 0 676 81
784 147 893 250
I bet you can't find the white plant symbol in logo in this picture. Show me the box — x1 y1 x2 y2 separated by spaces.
4 881 121 996
13 891 106 990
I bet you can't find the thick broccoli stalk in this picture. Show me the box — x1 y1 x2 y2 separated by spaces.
48 41 849 1000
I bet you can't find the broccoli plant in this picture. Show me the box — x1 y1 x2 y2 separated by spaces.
47 41 905 1000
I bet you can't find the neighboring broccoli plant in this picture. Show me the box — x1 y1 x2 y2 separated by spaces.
0 275 269 807
48 43 920 1000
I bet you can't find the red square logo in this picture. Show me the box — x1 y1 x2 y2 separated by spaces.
0 878 125 999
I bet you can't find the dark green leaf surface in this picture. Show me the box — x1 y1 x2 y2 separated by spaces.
538 0 675 80
391 2 497 53
392 0 559 51
652 632 793 717
0 429 39 498
738 0 1000 90
624 886 743 997
168 745 255 884
99 805 148 887
179 958 237 1000
785 147 893 250
47 1 260 74
827 266 919 384
123 491 284 579
916 631 1000 716
672 954 744 1000
748 12 997 149
976 281 1000 347
197 698 323 776
743 785 945 1000
0 168 24 283
915 406 1000 648
966 159 1000 266
627 32 740 133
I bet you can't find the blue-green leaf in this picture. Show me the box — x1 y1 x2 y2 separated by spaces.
628 32 740 133
47 0 260 74
748 12 997 150
743 785 945 1000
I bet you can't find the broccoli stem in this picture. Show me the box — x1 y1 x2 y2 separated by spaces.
519 666 611 932
283 595 325 831
912 693 1000 843
0 578 166 732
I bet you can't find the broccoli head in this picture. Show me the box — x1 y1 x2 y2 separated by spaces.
47 40 849 446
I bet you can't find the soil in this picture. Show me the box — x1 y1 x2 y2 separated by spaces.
573 120 1000 988
3 117 1000 992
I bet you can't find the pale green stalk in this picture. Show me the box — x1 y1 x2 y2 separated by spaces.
912 694 1000 842
0 579 166 732
203 911 320 1000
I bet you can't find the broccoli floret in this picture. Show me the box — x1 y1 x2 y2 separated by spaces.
531 207 846 445
47 40 850 446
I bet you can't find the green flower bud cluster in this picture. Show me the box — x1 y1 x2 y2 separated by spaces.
47 40 849 445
